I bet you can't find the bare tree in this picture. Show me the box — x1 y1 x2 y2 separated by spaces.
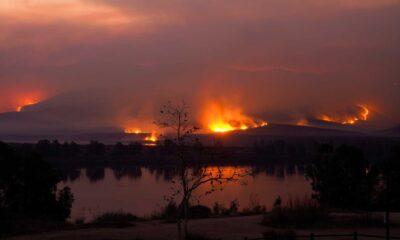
156 101 245 240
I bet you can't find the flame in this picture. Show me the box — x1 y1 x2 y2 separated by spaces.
297 118 309 126
143 132 158 146
124 128 142 134
202 102 268 133
124 128 158 146
318 105 370 125
145 132 158 142
16 98 41 112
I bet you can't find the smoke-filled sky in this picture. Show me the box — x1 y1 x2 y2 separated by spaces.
0 0 400 132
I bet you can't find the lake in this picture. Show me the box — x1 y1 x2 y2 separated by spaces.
59 165 312 221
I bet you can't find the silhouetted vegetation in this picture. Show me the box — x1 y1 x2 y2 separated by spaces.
305 143 400 212
0 142 73 236
306 144 378 209
262 197 331 228
156 101 244 240
5 135 399 167
89 211 138 228
377 145 400 211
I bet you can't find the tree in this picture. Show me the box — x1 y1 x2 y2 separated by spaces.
379 145 400 211
306 144 377 209
0 142 73 235
156 101 244 240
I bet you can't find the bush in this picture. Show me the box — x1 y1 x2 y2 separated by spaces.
262 197 331 228
263 230 296 240
0 142 74 236
89 211 138 228
151 201 179 221
188 205 211 219
242 194 267 215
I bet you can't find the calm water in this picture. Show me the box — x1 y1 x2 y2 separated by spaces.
59 165 312 220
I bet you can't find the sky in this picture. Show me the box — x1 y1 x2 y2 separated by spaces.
0 0 400 133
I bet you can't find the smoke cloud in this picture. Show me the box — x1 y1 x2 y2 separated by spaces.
0 0 399 133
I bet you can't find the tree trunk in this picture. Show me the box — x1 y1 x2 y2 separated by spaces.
177 217 183 240
184 200 189 238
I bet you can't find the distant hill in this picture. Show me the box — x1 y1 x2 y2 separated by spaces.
0 91 120 135
232 123 363 137
379 125 400 136
194 123 366 147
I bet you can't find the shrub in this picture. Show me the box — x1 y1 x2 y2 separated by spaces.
89 211 138 228
151 201 179 221
242 194 267 215
0 142 74 236
262 197 331 228
212 202 224 215
188 205 211 219
228 199 239 215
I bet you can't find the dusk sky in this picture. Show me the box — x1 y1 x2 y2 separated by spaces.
1 0 400 133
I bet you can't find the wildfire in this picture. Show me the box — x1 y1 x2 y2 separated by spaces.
318 105 370 125
16 98 41 112
202 102 268 133
297 118 309 126
145 132 158 142
124 128 142 134
144 132 158 146
124 128 159 146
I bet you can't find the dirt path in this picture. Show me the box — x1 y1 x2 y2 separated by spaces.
8 215 400 240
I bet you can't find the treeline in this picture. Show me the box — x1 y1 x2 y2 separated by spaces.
252 136 399 162
307 144 400 211
0 142 73 236
12 140 143 158
5 136 400 165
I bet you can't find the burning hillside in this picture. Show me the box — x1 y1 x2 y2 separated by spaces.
317 105 370 125
124 128 142 134
16 98 41 112
201 102 267 133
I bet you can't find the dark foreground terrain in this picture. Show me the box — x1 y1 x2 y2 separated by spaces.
8 215 400 240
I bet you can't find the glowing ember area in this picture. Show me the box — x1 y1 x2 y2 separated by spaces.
16 98 41 112
143 132 158 146
318 105 370 125
124 128 142 134
297 118 309 126
145 132 158 142
202 103 268 133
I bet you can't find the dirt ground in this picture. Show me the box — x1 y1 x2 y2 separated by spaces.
8 215 400 240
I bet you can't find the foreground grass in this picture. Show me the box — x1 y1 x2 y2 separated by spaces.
85 211 139 228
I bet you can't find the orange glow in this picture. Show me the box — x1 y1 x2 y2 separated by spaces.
318 105 370 125
0 0 132 27
202 102 268 133
297 118 309 126
143 132 158 146
145 132 158 142
15 97 42 112
124 128 142 134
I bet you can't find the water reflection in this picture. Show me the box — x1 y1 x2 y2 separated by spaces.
59 164 312 220
60 164 306 183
